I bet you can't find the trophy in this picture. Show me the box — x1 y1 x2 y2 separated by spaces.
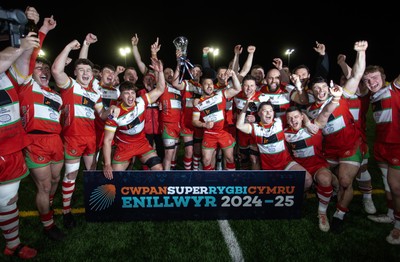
173 36 194 83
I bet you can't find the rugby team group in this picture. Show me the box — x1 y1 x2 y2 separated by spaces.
1 5 399 260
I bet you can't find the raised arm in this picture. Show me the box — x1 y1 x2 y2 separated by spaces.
26 8 57 73
272 57 290 84
147 58 165 102
113 65 125 85
31 18 56 69
171 49 185 90
52 40 81 88
343 41 368 95
315 84 343 128
38 15 56 35
314 41 329 79
131 34 149 75
25 6 40 25
238 45 256 82
5 32 40 82
337 54 352 79
79 33 97 59
230 45 242 74
202 46 212 69
290 73 309 105
150 37 160 60
224 70 242 99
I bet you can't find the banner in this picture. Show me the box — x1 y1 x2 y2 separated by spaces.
83 170 305 222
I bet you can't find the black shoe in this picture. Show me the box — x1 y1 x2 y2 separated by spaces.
63 212 76 229
330 216 344 234
44 225 66 241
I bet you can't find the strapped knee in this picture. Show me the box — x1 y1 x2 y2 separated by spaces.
0 182 19 207
64 162 80 182
145 156 162 168
164 145 176 150
184 140 194 147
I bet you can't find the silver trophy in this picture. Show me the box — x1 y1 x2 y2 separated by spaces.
173 36 188 63
173 36 193 83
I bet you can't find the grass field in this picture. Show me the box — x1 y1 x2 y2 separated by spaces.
1 110 400 261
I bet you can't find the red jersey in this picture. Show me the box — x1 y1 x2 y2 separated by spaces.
18 76 63 134
0 68 31 155
259 83 295 117
306 97 360 155
94 84 120 133
370 82 400 144
60 78 102 136
159 83 181 124
137 88 161 135
180 79 202 129
344 91 370 143
193 90 227 132
233 91 269 119
215 81 234 127
284 125 329 175
104 94 150 143
234 91 269 146
250 118 293 170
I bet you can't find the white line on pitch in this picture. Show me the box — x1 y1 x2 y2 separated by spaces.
218 219 244 262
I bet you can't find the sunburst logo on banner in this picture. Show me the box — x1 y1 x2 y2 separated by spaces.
89 184 116 211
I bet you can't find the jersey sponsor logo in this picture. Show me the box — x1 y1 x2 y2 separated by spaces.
204 104 219 116
82 96 95 108
49 111 58 120
0 103 19 125
44 96 62 112
102 89 119 100
258 140 285 154
323 116 346 135
0 113 11 123
203 110 224 123
262 134 278 144
125 117 141 130
84 107 93 118
198 92 223 111
288 139 307 150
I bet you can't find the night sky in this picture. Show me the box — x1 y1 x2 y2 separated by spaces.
1 1 398 82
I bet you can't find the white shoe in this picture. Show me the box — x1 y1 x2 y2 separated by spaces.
318 213 330 232
363 198 377 214
368 214 395 224
386 229 400 245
